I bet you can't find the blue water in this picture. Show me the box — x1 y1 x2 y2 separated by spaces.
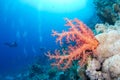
0 0 97 78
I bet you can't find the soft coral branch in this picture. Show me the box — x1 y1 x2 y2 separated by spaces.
46 18 99 69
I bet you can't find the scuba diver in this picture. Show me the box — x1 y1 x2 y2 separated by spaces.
4 41 18 47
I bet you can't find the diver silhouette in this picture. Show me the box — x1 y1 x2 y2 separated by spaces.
4 41 18 47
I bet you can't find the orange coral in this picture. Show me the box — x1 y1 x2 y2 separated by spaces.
46 18 99 69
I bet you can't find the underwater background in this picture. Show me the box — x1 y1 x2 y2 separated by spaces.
0 0 120 80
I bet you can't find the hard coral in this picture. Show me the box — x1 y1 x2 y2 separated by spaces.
86 20 120 80
46 18 99 69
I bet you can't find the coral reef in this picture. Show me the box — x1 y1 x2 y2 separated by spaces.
7 19 120 80
29 64 44 78
45 18 120 80
28 64 48 80
46 18 99 69
94 0 120 24
48 67 57 79
86 20 120 80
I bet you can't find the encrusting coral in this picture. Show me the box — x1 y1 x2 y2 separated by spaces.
46 18 99 70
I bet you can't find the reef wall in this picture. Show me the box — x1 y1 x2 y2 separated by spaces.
94 0 120 24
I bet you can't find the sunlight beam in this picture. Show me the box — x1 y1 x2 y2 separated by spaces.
21 0 87 13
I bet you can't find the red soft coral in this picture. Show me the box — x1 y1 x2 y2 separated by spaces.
46 18 99 69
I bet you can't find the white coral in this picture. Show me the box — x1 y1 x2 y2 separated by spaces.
102 54 120 79
86 59 104 80
86 20 120 80
95 30 120 62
